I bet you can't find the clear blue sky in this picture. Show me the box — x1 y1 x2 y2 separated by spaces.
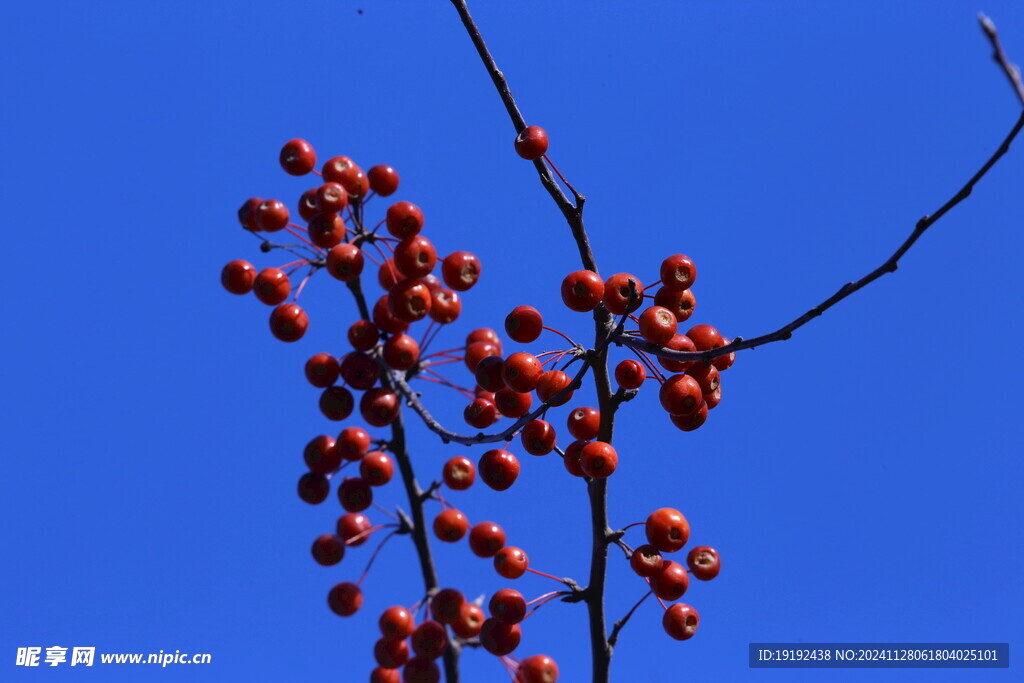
1 1 1022 681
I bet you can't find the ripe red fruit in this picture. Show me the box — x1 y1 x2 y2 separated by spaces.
442 456 476 490
337 477 373 512
269 303 308 342
687 545 721 581
563 440 587 477
686 364 720 395
441 251 482 291
298 188 319 222
466 328 502 350
474 355 506 393
479 449 520 491
502 352 543 393
360 451 395 486
480 618 522 655
280 138 316 176
638 306 678 346
378 258 405 291
429 289 462 324
657 334 696 373
389 278 433 323
645 508 690 553
403 658 440 683
494 388 532 419
371 668 401 683
311 533 345 566
367 164 400 196
411 621 447 659
712 337 736 371
303 435 340 474
395 235 437 279
464 341 500 373
494 546 529 579
453 602 485 639
305 353 339 388
567 406 601 441
561 270 604 312
660 254 697 291
307 212 346 248
514 125 549 160
469 522 506 558
659 374 703 416
335 426 371 462
321 156 365 196
670 401 708 432
536 370 574 406
489 588 526 624
580 441 618 478
297 472 329 504
614 359 646 389
629 544 664 578
237 197 262 230
386 201 424 238
373 295 410 335
464 397 499 429
347 319 380 351
316 182 348 213
340 352 379 390
378 610 413 643
337 512 372 546
360 389 399 427
319 386 354 421
431 588 466 625
325 243 364 282
517 655 559 683
254 267 291 305
505 305 543 343
655 287 697 323
704 386 722 410
221 260 256 294
383 334 420 371
603 273 644 315
651 560 690 601
662 603 700 641
327 581 362 616
433 508 470 542
521 419 556 455
255 199 289 232
374 637 409 669
687 324 724 352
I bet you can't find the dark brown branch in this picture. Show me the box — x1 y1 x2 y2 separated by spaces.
607 590 653 648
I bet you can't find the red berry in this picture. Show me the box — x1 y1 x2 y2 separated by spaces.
431 588 466 625
411 621 447 659
221 260 256 294
347 319 380 351
655 287 696 323
298 188 319 222
434 508 470 542
237 197 262 230
657 334 696 373
304 435 340 474
670 402 708 431
255 199 289 232
337 512 372 546
502 352 543 393
403 658 440 683
662 603 700 641
254 267 291 305
269 303 308 342
474 355 506 393
311 533 345 566
629 544 664 578
280 138 316 176
297 472 329 504
480 618 522 655
305 353 340 388
453 602 485 639
645 508 690 553
494 388 533 418
335 426 371 462
536 370 574 406
712 337 736 371
421 274 443 294
385 201 424 238
464 397 499 429
383 333 420 371
441 251 482 291
316 182 348 213
603 273 644 315
517 655 559 683
493 546 529 579
704 385 722 410
389 278 432 322
443 456 475 490
660 254 697 291
324 243 364 282
371 669 401 683
614 359 646 389
686 364 720 396
687 545 721 581
651 560 690 601
395 235 437 279
521 419 556 455
360 451 395 486
659 374 702 416
638 306 678 346
562 440 587 477
340 351 379 390
319 386 354 421
327 581 362 616
378 258 405 291
337 477 373 512
560 270 604 312
429 289 462 324
686 324 723 352
580 440 618 478
464 341 500 373
567 406 600 441
374 637 409 669
469 522 506 558
489 588 526 624
360 389 399 427
479 449 520 491
322 156 367 197
380 605 415 640
505 305 543 343
466 328 502 350
367 164 400 196
373 295 410 335
514 125 549 160
307 212 346 248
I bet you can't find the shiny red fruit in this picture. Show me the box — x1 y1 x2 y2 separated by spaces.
431 588 466 625
660 254 697 291
327 581 362 616
379 605 415 640
337 512 372 546
254 267 291 305
395 235 437 279
489 588 526 624
655 286 696 323
561 270 604 312
536 370 574 406
389 278 432 322
659 374 703 416
311 533 345 566
474 355 506 393
614 359 646 389
562 440 587 477
433 508 470 542
373 294 410 335
453 602 485 639
383 333 420 371
657 334 696 373
335 426 371 462
360 451 394 486
517 655 560 683
651 560 690 601
403 658 440 683
360 389 399 427
670 402 708 431
280 138 317 176
503 352 543 393
464 397 499 429
480 618 522 655
580 441 618 478
464 341 500 373
319 386 354 421
629 544 664 578
567 406 600 440
316 182 348 213
307 212 346 248
638 306 678 346
521 419 556 455
297 472 329 504
494 546 529 579
687 324 724 352
441 251 482 291
429 289 461 324
469 521 506 558
662 603 700 641
237 197 262 230
303 435 340 474
337 477 373 512
221 260 256 294
305 353 339 388
514 125 549 160
347 319 380 351
368 164 400 196
411 621 447 659
712 337 736 371
386 201 424 239
340 351 380 390
479 449 520 491
255 199 289 232
374 637 409 670
603 273 644 315
494 388 532 418
466 328 502 350
298 188 319 222
269 303 308 342
505 305 543 343
687 545 721 580
645 508 690 553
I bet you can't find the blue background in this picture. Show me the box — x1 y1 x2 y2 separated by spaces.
1 1 1021 681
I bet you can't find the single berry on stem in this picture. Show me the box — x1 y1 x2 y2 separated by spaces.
514 125 549 160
